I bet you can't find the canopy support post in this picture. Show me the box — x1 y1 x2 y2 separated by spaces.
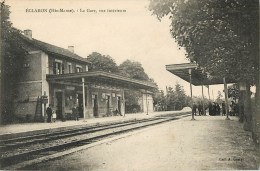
223 77 230 120
189 69 195 120
202 85 205 115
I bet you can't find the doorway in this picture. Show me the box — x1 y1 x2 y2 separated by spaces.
55 92 63 119
117 96 121 114
77 94 83 118
106 95 110 115
93 95 98 117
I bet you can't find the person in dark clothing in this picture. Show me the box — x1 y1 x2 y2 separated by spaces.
192 103 197 116
46 105 53 123
222 102 226 116
72 106 79 121
216 103 221 115
198 103 203 116
230 101 235 116
208 102 213 116
212 102 217 116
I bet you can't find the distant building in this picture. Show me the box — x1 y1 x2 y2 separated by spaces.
11 29 156 122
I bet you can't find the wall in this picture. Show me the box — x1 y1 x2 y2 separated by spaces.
89 84 123 117
13 51 43 121
48 82 124 119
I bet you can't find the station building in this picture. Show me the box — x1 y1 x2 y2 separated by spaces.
13 30 156 122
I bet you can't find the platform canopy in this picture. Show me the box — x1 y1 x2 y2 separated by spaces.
47 71 157 90
166 63 235 86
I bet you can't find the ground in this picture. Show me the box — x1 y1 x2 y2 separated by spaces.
25 116 259 170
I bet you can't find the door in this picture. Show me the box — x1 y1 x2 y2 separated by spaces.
106 95 110 115
78 94 83 118
93 95 98 117
55 92 63 119
117 96 121 114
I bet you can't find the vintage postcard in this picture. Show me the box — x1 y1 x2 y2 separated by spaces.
0 0 259 170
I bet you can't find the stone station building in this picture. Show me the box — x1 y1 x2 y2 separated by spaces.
13 30 156 122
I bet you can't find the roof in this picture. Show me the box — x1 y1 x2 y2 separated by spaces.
20 35 91 64
166 63 235 86
47 71 157 90
46 71 157 90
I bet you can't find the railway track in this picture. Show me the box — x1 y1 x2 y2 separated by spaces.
0 113 190 169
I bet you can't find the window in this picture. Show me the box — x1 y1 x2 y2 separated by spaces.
67 63 72 73
53 60 64 75
86 65 89 72
76 67 82 73
76 64 83 73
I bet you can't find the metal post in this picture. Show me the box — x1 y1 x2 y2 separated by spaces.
202 85 205 115
82 77 86 121
44 104 47 123
189 69 195 120
223 77 230 120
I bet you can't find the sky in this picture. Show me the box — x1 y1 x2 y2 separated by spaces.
6 0 225 99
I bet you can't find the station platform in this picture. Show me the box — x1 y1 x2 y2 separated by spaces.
0 110 190 140
1 111 259 170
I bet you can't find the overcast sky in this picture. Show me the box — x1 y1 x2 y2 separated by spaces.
6 0 225 98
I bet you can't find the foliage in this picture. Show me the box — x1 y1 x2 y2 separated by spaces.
86 54 156 112
119 60 156 111
227 83 239 102
165 83 190 110
86 52 119 73
1 2 27 123
119 60 150 81
149 0 258 85
153 90 166 111
124 89 142 113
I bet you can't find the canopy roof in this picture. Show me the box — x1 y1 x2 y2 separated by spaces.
47 71 157 90
166 63 235 86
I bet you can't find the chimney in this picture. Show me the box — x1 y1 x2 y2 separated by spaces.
24 29 32 40
68 46 74 53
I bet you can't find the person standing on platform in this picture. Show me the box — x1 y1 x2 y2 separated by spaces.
212 102 217 116
192 102 197 116
198 102 203 116
208 102 213 116
72 106 79 121
216 103 221 115
230 101 236 116
46 105 52 123
222 101 226 116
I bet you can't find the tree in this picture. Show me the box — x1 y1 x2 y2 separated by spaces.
165 83 190 111
1 2 27 123
174 83 186 110
149 0 258 84
119 60 155 113
124 89 142 113
149 0 259 141
86 52 119 73
153 90 166 111
119 60 149 81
